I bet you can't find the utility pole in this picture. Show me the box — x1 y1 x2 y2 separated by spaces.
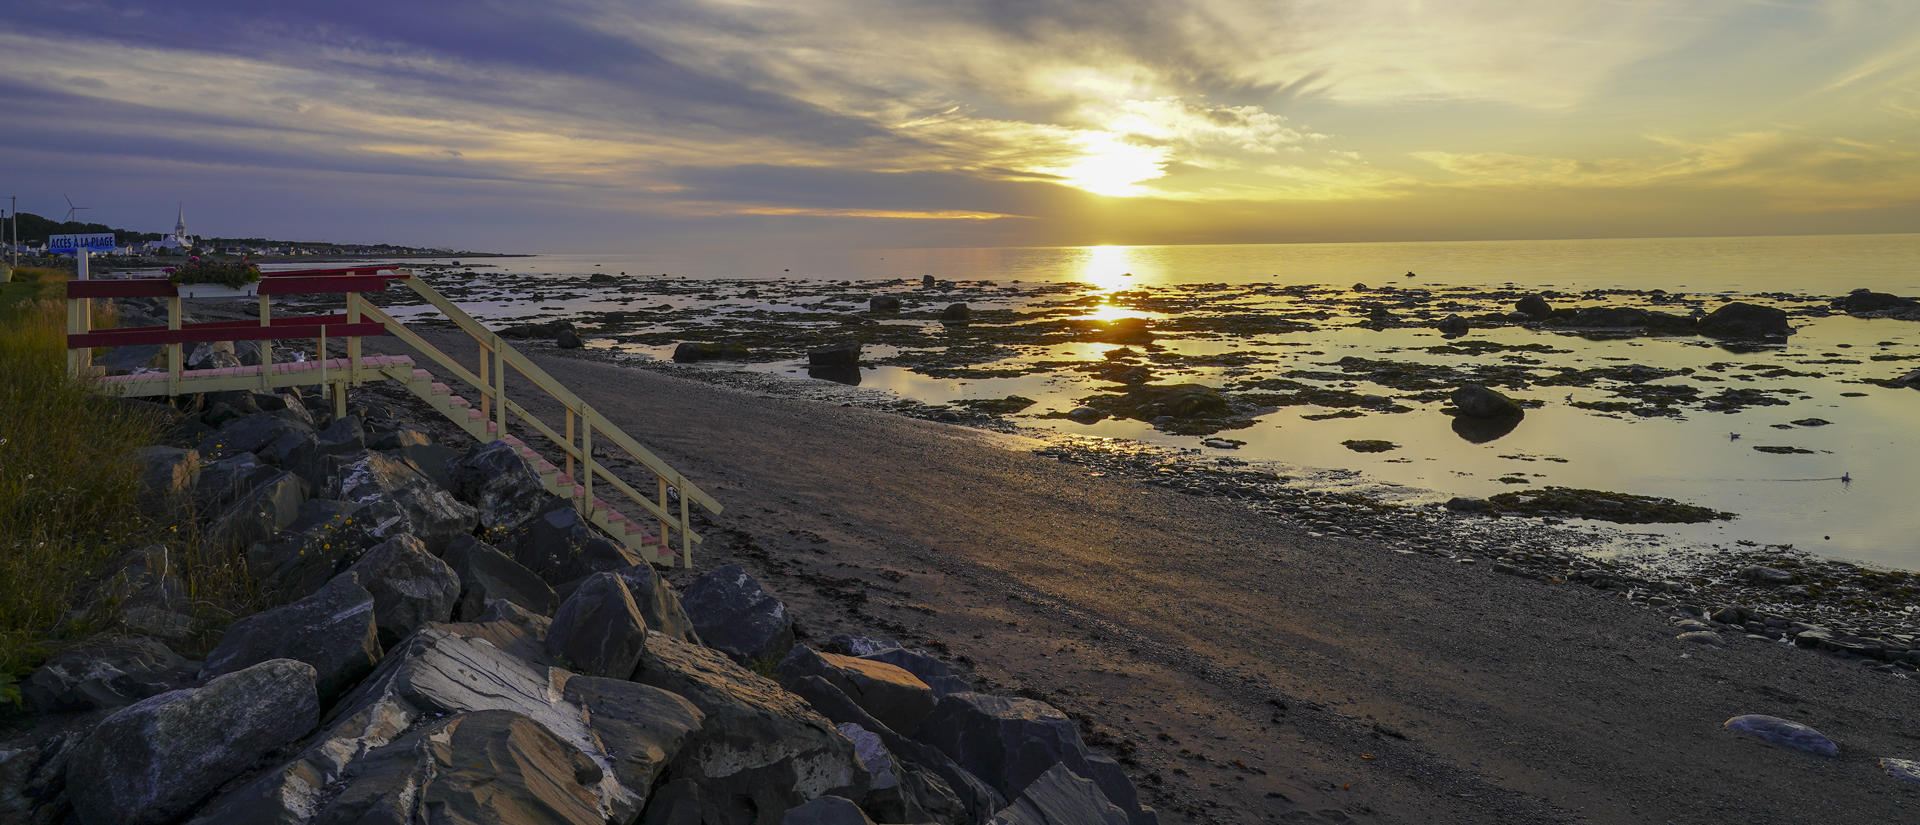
9 196 17 267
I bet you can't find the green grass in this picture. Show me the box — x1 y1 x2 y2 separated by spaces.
0 293 266 705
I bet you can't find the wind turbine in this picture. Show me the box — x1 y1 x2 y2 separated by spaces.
63 194 91 224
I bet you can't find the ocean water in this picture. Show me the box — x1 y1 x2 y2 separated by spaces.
315 234 1920 569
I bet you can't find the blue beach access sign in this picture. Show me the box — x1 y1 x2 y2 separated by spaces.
49 233 116 252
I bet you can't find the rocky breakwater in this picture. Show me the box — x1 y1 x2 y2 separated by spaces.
0 389 1155 825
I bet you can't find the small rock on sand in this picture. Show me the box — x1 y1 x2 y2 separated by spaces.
1725 715 1839 756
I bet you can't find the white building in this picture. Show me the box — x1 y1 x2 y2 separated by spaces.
144 204 195 252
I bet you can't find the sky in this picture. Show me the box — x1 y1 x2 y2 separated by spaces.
3 0 1919 252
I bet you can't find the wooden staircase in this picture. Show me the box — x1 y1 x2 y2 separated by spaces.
367 358 677 565
68 266 719 568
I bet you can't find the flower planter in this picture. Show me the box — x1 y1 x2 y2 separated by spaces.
174 282 260 299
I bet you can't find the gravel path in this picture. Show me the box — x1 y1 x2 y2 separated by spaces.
370 331 1920 824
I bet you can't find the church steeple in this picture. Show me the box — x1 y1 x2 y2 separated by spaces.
174 203 187 238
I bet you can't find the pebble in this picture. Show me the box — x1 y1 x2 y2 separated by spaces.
1880 758 1920 786
1724 715 1839 756
1676 631 1725 647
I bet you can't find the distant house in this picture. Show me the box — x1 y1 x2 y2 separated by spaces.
151 205 196 251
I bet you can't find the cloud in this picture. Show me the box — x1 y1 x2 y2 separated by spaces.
1412 131 1920 211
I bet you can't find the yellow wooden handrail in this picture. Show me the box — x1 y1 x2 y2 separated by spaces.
364 273 720 564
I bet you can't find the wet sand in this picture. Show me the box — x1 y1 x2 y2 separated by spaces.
363 329 1920 824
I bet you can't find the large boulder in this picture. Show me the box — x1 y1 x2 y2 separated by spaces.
280 415 365 490
940 303 971 323
782 795 875 825
1698 302 1791 338
64 659 319 825
245 499 366 605
200 572 381 703
192 452 281 515
0 730 75 825
130 446 198 514
546 571 649 679
1449 384 1524 420
343 534 461 647
559 563 700 643
93 344 162 375
444 536 558 620
838 722 968 825
1565 306 1648 328
778 646 936 737
94 545 194 642
1836 288 1919 313
636 633 869 825
1084 384 1231 422
786 676 1003 825
810 342 861 367
197 412 313 462
562 674 706 801
1516 294 1552 318
673 342 750 362
681 563 795 666
23 636 191 714
446 440 551 531
498 496 643 585
990 763 1129 825
203 470 310 552
324 450 477 553
915 693 1152 825
308 710 604 825
191 627 688 825
386 442 463 492
836 640 972 698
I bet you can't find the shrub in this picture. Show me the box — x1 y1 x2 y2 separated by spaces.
166 255 261 289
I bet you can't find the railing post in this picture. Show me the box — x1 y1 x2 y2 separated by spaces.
564 408 575 481
345 291 362 383
493 333 507 438
679 477 691 566
580 404 593 517
478 339 490 421
658 476 670 561
166 296 181 397
258 293 273 390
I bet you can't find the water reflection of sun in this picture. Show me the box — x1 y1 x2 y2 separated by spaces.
1078 245 1152 319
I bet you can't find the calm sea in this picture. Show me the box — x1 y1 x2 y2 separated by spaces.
323 234 1920 569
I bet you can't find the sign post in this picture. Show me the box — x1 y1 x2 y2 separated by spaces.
49 233 115 280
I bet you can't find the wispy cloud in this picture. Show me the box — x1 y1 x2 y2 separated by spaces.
2 0 1918 247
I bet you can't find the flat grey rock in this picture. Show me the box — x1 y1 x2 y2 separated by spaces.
1880 757 1920 786
778 646 935 736
636 632 867 825
308 710 605 825
24 636 189 714
989 764 1128 825
781 795 874 825
445 536 558 620
1725 715 1839 756
201 572 381 702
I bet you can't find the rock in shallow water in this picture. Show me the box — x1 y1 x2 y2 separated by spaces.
1724 714 1839 756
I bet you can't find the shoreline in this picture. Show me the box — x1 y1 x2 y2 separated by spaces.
543 341 1920 665
353 328 1920 823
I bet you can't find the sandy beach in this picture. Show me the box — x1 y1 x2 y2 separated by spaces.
357 328 1920 824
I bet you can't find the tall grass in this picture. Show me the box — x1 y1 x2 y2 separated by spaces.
0 299 172 681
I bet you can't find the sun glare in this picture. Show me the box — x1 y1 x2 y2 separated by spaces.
1048 134 1168 197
